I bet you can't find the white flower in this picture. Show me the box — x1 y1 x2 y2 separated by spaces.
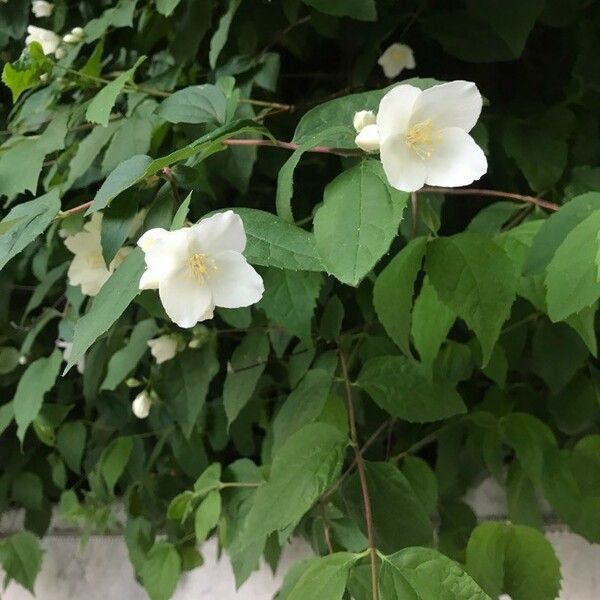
132 391 152 419
64 213 130 296
353 110 376 133
25 25 61 56
31 1 54 18
63 27 84 44
375 80 487 192
147 334 178 364
57 340 85 374
137 211 264 328
378 43 416 79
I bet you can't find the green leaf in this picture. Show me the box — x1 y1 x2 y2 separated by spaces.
101 319 158 390
223 330 270 425
373 237 427 355
545 208 600 321
90 154 153 214
302 0 377 21
231 208 323 271
380 547 491 600
12 472 43 511
157 84 226 125
101 115 153 174
467 522 561 600
259 268 322 342
276 126 348 223
400 457 438 518
524 192 600 275
426 232 519 365
0 401 14 436
66 249 145 372
411 276 455 367
194 463 222 496
195 489 221 542
506 463 543 529
100 436 133 493
100 190 139 265
1 42 47 103
155 345 219 438
86 56 145 127
272 368 334 452
170 192 191 230
167 491 194 521
209 0 242 68
156 0 181 16
314 160 408 286
0 111 68 197
501 413 556 484
343 461 433 553
286 552 357 600
142 542 182 600
56 421 87 474
13 350 62 443
241 423 347 542
0 532 42 593
84 0 138 42
0 189 61 271
357 356 466 422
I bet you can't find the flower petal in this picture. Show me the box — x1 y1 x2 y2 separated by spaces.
137 228 168 252
377 84 422 143
355 124 380 153
142 228 190 282
189 211 246 254
410 80 482 132
158 271 214 328
209 251 264 309
425 128 487 188
379 135 428 192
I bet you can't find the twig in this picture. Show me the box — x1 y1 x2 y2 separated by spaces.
410 191 418 238
420 186 559 212
161 167 180 203
339 348 379 600
222 138 360 157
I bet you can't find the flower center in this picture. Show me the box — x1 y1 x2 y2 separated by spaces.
87 252 105 268
405 119 440 160
187 253 216 281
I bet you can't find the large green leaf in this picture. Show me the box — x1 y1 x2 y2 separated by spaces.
343 461 433 553
314 160 408 286
13 350 62 443
157 84 226 124
0 532 42 593
155 345 219 437
241 423 347 543
373 237 427 355
0 189 61 271
232 208 323 271
380 547 491 600
141 542 182 600
426 233 519 365
357 356 466 423
100 436 133 493
66 249 145 372
545 208 600 321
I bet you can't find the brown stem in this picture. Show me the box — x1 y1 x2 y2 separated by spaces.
420 186 559 212
319 502 335 554
410 191 418 238
339 348 379 600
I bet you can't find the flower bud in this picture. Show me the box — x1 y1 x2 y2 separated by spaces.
378 43 416 79
132 391 152 419
353 110 376 133
32 1 54 18
354 124 380 153
147 334 179 364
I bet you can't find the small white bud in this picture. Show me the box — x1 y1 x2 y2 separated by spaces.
132 391 152 419
353 110 376 133
354 124 380 153
39 73 49 83
378 43 416 79
70 27 84 37
18 355 28 365
54 46 66 59
32 1 54 18
147 334 178 364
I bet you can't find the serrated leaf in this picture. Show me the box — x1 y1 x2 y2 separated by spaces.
157 84 226 124
13 350 62 443
373 237 427 355
314 160 408 286
84 0 138 42
66 249 145 372
357 355 466 423
0 189 61 271
426 232 519 365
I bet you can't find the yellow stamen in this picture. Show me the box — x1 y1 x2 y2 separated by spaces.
405 119 441 160
187 253 216 280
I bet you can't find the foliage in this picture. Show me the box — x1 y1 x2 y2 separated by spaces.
1 0 599 598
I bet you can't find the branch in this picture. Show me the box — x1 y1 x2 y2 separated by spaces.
419 186 559 212
339 348 379 600
222 138 360 157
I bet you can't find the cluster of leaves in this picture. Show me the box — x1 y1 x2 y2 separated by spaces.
1 0 600 599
